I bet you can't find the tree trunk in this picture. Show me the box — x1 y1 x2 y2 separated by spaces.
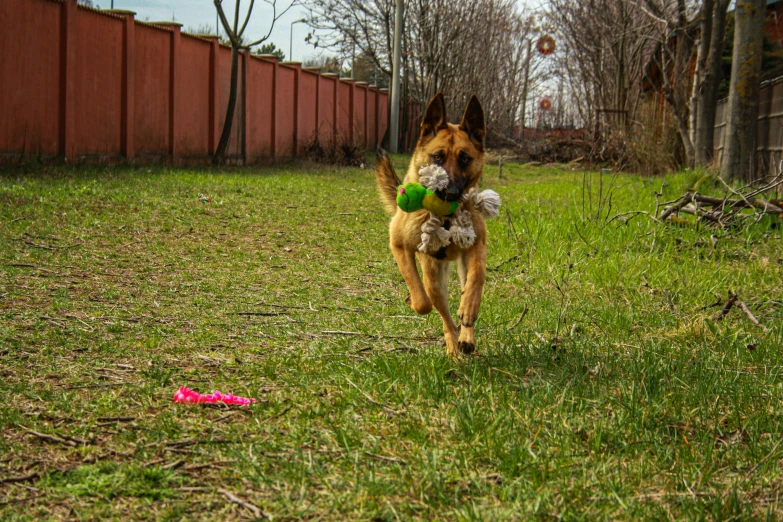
689 0 713 155
213 44 240 165
662 21 695 166
722 0 766 181
518 40 532 141
694 0 731 165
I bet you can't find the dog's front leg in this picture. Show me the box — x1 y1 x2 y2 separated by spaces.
419 254 460 357
390 241 432 315
457 239 486 354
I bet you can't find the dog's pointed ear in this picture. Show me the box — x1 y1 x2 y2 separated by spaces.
420 92 448 140
460 95 485 150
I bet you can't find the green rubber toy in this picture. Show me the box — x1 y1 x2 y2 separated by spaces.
397 182 459 216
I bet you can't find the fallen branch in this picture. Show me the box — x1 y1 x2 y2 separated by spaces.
364 451 407 465
161 459 186 471
97 416 135 423
659 191 693 221
709 292 770 332
691 194 783 214
712 292 738 322
698 295 723 311
737 301 770 333
219 489 268 519
507 306 529 331
657 181 783 227
607 210 660 225
19 426 77 447
345 378 399 413
0 472 39 484
490 254 521 271
263 404 293 421
745 436 783 479
320 330 363 336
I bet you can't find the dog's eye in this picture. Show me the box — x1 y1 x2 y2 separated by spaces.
432 153 444 164
459 154 472 166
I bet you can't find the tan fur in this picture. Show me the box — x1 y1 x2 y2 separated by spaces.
376 93 488 357
375 147 401 215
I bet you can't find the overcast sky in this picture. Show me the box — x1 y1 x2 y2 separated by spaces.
107 0 544 64
107 1 317 62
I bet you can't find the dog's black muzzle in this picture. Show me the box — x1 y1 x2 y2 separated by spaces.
435 179 465 202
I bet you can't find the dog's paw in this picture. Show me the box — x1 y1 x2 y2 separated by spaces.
458 340 475 354
406 293 432 315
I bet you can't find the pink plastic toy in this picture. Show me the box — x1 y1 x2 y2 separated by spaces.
173 386 257 405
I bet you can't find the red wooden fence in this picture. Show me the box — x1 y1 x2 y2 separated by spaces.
0 0 404 165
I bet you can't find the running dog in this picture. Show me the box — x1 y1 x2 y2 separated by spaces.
376 93 488 356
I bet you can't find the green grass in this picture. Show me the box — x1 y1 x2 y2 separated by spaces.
1 157 782 520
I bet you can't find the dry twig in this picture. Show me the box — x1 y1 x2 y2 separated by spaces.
0 472 39 484
712 292 738 322
219 489 268 519
19 426 77 447
737 301 770 333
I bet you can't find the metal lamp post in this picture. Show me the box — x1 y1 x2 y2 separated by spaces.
389 0 403 153
289 18 307 61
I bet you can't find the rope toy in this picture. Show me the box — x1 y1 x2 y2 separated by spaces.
173 386 257 405
397 165 501 254
396 166 459 216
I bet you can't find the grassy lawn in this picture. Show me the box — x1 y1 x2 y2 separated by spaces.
1 157 782 520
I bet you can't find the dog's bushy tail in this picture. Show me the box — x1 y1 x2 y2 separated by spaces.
375 146 401 215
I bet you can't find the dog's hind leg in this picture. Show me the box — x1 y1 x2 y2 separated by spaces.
419 254 460 357
457 255 468 290
457 240 486 355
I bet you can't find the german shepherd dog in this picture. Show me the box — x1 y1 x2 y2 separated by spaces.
376 93 487 357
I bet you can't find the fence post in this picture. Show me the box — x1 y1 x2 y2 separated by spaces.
374 86 381 149
207 36 220 156
367 85 371 149
282 62 302 157
348 79 356 146
242 49 250 164
379 88 389 148
355 82 367 150
259 55 279 159
169 24 182 164
109 9 137 162
60 0 77 162
321 73 339 148
305 67 321 145
153 22 182 164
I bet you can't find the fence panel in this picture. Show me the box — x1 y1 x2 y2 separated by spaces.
715 76 783 175
74 7 124 157
0 0 391 165
177 35 211 159
0 0 62 159
133 24 171 158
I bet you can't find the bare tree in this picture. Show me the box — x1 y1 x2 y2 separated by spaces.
306 0 395 76
722 0 766 181
302 55 342 74
647 0 698 165
546 0 660 131
212 0 297 165
690 0 731 165
306 0 547 145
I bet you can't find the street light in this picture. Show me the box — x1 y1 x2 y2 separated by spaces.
290 18 307 61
